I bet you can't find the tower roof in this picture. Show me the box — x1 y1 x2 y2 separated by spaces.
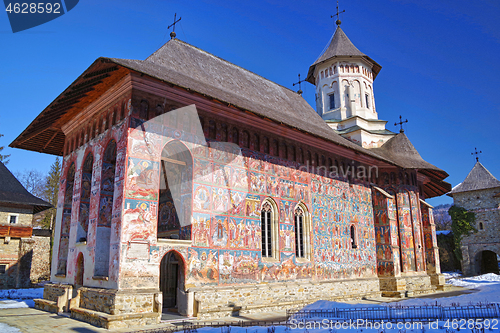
306 26 381 84
0 162 52 214
448 162 500 195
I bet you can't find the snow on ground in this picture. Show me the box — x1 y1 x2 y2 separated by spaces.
0 288 43 309
442 271 463 279
0 323 21 333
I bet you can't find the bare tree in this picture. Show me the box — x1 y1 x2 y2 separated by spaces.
15 169 46 199
0 133 10 164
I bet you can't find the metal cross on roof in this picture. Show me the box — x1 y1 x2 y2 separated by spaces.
331 0 345 27
394 115 408 133
293 74 306 95
168 13 182 39
471 147 482 162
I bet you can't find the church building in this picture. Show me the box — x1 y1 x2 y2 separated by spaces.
10 21 450 328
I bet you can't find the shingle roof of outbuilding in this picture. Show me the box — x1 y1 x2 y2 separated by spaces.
448 162 500 195
0 162 52 214
306 26 382 84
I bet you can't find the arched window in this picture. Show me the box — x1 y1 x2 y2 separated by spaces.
209 120 216 140
272 140 279 157
479 222 484 230
77 153 93 243
94 140 117 277
261 200 278 259
294 207 304 258
252 133 260 152
242 131 250 148
263 137 269 154
220 123 228 142
57 162 75 275
231 127 239 145
350 225 357 249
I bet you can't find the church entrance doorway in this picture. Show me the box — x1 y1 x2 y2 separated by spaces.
479 250 499 274
75 253 84 286
160 251 185 311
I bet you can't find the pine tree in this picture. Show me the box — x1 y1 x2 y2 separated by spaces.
0 133 10 164
42 158 61 230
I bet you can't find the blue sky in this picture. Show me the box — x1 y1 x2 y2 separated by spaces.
1 0 499 206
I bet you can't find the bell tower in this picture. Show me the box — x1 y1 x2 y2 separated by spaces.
306 19 395 148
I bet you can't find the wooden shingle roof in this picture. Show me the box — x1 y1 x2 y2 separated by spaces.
0 162 52 213
449 162 500 195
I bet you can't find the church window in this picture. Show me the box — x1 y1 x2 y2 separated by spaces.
120 102 126 121
289 145 296 161
293 204 311 260
242 131 250 148
263 137 269 154
280 142 287 159
253 133 260 152
356 66 360 73
346 66 350 73
329 67 333 76
365 94 370 109
350 225 357 249
231 127 239 145
209 120 216 140
479 222 484 230
329 93 336 110
321 71 324 79
112 108 117 126
272 140 279 157
261 200 278 259
334 66 337 74
220 123 228 142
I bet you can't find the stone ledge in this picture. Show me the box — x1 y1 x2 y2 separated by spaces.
71 306 160 329
34 298 61 313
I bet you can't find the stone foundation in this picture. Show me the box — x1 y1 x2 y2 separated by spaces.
34 283 73 313
192 277 381 319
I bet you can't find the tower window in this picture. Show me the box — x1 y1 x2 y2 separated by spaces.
479 222 484 230
365 94 370 109
329 93 335 110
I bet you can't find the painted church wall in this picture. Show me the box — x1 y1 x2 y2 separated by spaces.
51 93 131 290
117 91 378 290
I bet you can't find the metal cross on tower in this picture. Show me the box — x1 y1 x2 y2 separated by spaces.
168 13 182 39
331 0 345 27
293 74 306 95
394 115 408 133
471 147 482 162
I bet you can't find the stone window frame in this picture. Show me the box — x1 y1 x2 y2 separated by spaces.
350 224 358 249
478 221 484 230
294 202 312 262
7 213 19 224
261 198 279 262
